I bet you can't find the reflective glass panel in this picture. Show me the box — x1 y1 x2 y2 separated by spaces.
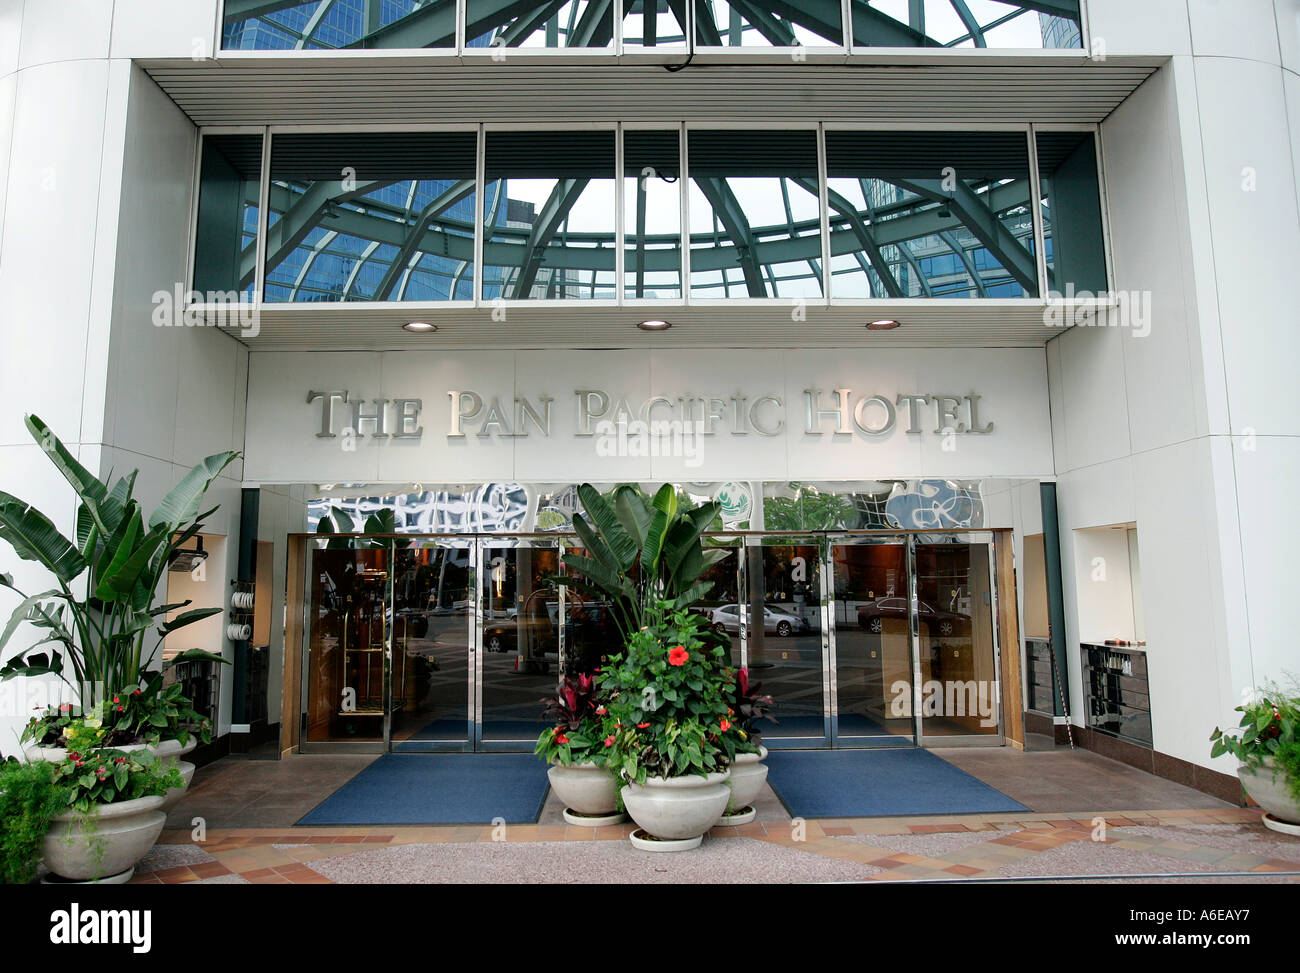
265 132 477 303
853 1 1082 49
1036 131 1107 295
467 0 614 49
480 542 561 742
622 0 689 49
390 541 473 748
744 541 825 740
832 542 914 742
304 541 388 743
222 1 457 50
193 134 262 300
694 0 841 47
624 131 683 299
826 130 1038 298
915 540 999 736
688 130 823 298
484 131 616 300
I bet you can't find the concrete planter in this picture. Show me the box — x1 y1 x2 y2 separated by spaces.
548 761 625 826
41 794 166 882
1239 759 1300 828
25 738 197 811
622 770 731 850
726 746 769 812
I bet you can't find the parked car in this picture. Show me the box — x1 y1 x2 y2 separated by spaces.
856 598 969 637
710 603 810 637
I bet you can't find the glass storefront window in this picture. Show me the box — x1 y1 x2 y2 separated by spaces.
826 130 1039 298
694 0 842 48
687 129 822 298
624 131 683 300
1036 130 1108 295
853 1 1083 49
467 0 614 50
223 1 457 50
193 133 262 300
621 0 689 49
264 132 477 303
483 131 616 300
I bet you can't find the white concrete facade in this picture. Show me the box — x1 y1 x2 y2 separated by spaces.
0 0 1296 780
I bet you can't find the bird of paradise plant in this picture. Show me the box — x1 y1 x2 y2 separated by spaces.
0 414 235 710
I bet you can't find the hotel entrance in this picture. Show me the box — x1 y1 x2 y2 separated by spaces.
293 528 1006 754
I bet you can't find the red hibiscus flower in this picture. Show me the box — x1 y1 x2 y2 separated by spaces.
668 646 689 666
603 735 615 747
720 719 732 733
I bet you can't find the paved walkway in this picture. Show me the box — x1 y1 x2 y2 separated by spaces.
131 748 1300 884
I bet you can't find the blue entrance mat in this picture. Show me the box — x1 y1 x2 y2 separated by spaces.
764 748 1027 818
297 753 550 826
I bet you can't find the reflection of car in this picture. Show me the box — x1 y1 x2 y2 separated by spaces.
710 604 810 637
856 598 970 637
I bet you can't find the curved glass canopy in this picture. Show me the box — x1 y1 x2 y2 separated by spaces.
194 127 1105 303
221 1 1083 52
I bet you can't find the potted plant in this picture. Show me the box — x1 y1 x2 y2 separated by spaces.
39 748 181 883
23 679 214 808
601 604 736 851
534 672 624 826
1211 684 1300 834
0 413 233 799
718 667 777 827
0 758 67 885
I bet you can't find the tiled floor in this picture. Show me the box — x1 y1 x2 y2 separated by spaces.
131 808 1300 884
133 747 1299 884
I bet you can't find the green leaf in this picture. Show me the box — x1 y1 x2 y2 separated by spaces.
162 648 230 668
577 483 638 571
158 607 223 635
0 492 87 584
149 451 238 532
96 526 167 600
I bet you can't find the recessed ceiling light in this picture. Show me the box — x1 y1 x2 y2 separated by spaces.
865 319 900 331
403 321 437 333
637 319 672 331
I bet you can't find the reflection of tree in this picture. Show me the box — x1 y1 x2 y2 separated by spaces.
763 488 859 531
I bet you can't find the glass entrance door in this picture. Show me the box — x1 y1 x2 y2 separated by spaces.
390 539 474 751
912 533 1002 744
829 536 915 746
739 537 830 747
476 538 562 749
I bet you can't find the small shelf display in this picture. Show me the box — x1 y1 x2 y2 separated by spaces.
1025 637 1054 714
1080 642 1152 748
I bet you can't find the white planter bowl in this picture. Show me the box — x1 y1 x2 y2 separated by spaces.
41 794 166 882
727 746 769 812
1239 759 1300 826
547 761 624 825
25 737 198 813
621 770 731 845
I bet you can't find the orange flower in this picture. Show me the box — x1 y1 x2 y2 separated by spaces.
668 646 689 666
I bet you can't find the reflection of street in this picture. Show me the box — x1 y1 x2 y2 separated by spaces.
748 631 823 736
